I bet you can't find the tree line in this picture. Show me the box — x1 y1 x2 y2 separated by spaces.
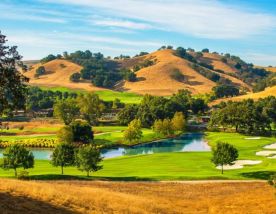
209 97 276 135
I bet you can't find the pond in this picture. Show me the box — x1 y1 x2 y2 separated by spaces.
0 133 210 160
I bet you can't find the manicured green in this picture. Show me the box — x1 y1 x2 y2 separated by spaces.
0 132 275 180
40 86 142 104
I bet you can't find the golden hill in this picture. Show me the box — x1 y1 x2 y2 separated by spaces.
0 179 275 214
23 50 254 96
211 85 276 105
118 49 250 96
24 59 105 91
265 67 276 73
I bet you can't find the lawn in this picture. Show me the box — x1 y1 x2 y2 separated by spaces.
40 86 143 104
0 132 275 180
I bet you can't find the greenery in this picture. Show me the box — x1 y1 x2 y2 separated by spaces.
75 145 102 177
209 97 276 135
153 118 174 137
70 72 81 82
70 120 94 143
170 68 185 82
123 119 143 143
0 31 28 115
211 142 238 174
1 144 34 177
53 99 79 125
51 143 75 174
35 66 46 77
212 84 240 98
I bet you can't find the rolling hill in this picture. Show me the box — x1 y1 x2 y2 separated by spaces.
23 59 105 91
23 49 255 96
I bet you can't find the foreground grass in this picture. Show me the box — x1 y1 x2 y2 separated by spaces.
0 180 275 214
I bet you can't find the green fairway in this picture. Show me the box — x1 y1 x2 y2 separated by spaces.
0 132 275 180
40 86 142 104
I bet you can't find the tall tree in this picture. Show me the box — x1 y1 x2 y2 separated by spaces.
1 144 34 177
51 143 75 175
0 31 28 115
54 99 79 125
171 112 186 132
211 142 238 174
123 119 143 143
75 145 102 177
77 93 105 125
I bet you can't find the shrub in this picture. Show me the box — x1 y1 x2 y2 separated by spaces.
170 69 185 82
70 72 81 82
17 170 29 180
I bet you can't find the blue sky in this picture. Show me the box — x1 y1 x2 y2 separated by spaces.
1 0 276 66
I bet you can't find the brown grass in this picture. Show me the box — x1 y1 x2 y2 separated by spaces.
211 85 276 105
0 180 275 214
23 59 106 92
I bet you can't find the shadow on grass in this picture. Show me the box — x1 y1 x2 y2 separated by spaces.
0 192 75 214
240 171 276 180
28 174 157 181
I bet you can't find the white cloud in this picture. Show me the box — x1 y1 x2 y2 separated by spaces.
92 19 152 30
45 0 276 39
242 53 276 66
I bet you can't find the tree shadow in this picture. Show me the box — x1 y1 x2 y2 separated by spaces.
28 174 157 181
240 171 276 180
0 192 76 214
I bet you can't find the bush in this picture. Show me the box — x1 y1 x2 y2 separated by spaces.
70 72 81 82
17 170 29 180
170 69 184 82
35 66 46 76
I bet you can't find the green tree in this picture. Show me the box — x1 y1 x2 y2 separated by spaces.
75 145 103 177
153 118 174 136
77 93 105 125
57 126 73 144
70 72 81 82
211 142 238 174
51 143 75 175
171 112 186 132
70 120 93 144
1 144 34 177
0 32 28 115
123 119 143 143
35 66 46 76
118 104 138 125
54 99 79 125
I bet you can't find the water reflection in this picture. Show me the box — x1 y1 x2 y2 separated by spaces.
0 133 210 160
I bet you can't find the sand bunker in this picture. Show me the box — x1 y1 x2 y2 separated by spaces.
268 155 276 159
264 143 276 149
244 137 261 140
216 160 262 170
256 151 276 156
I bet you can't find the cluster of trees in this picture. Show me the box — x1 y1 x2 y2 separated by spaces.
0 142 102 177
26 87 78 111
132 59 156 72
153 112 186 137
40 54 61 64
54 93 105 125
118 90 207 127
0 31 28 116
212 84 240 98
51 142 102 176
253 72 276 92
209 97 276 135
170 69 185 82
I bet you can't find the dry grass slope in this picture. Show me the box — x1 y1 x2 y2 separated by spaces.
0 180 275 214
211 85 276 105
24 59 105 92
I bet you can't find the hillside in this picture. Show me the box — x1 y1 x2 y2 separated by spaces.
23 59 105 91
211 85 276 105
23 49 273 97
117 49 251 96
0 179 275 214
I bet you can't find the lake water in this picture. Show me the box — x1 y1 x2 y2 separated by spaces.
0 133 210 160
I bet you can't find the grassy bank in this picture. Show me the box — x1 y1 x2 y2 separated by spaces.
0 132 275 180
